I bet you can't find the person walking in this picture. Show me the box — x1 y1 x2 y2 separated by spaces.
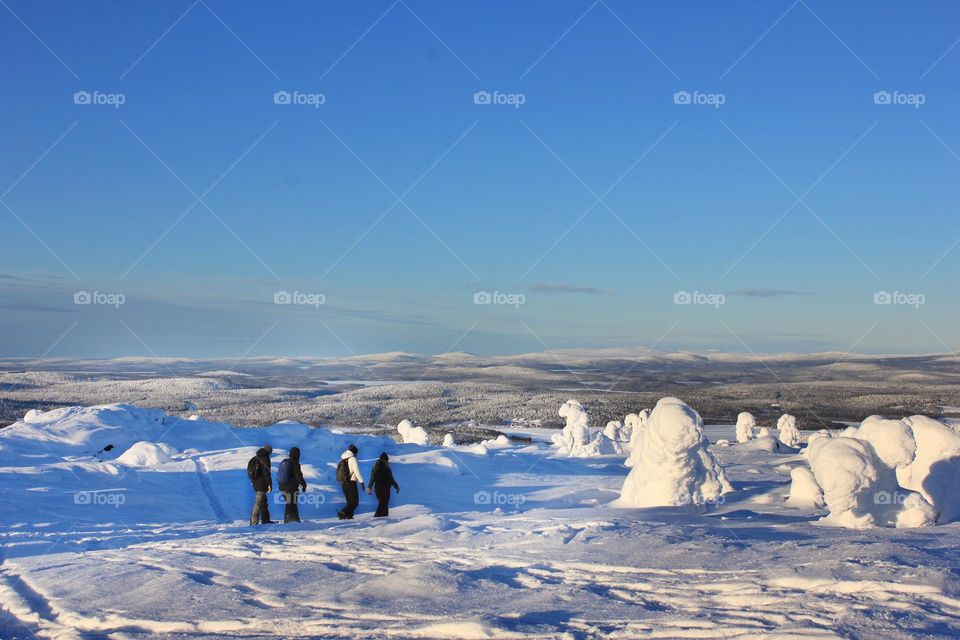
336 444 366 519
368 452 400 517
277 446 307 523
248 446 275 525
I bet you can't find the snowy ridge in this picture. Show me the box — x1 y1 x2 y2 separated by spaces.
0 403 959 638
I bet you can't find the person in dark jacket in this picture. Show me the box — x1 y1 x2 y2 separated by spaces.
249 446 275 525
337 444 366 520
368 452 400 517
279 446 307 523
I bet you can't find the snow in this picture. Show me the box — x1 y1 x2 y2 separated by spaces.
777 413 802 447
624 409 649 467
551 400 620 457
613 397 732 509
735 411 756 443
2 402 960 638
442 433 455 447
897 415 960 524
787 466 824 508
116 441 179 466
397 419 428 445
806 422 936 529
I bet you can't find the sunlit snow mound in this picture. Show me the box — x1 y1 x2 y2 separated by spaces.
804 416 937 528
614 397 732 509
116 441 179 466
552 400 620 457
397 419 428 445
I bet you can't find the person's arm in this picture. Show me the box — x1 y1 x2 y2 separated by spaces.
386 467 399 492
348 456 365 489
295 462 306 490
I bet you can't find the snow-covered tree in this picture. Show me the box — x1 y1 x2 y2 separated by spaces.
397 419 428 445
777 414 801 447
735 412 756 443
807 417 936 528
552 400 620 457
615 397 732 509
624 409 650 467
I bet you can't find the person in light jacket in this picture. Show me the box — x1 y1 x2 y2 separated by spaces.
336 444 366 520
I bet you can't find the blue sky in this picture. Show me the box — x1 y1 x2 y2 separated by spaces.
1 1 959 358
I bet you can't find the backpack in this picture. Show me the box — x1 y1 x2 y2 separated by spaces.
247 456 262 481
277 458 292 486
336 458 350 484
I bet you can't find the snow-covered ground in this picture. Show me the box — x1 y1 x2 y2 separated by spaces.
1 404 959 639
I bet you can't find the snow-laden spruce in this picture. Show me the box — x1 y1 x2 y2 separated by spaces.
604 420 631 443
397 419 428 445
777 414 802 447
735 412 756 443
897 415 960 524
552 400 621 457
613 397 732 509
805 416 936 528
624 409 650 467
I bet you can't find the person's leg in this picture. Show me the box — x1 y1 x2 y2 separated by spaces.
282 489 293 523
374 485 390 517
261 492 272 523
337 483 348 518
250 491 265 525
284 489 301 523
342 482 359 518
